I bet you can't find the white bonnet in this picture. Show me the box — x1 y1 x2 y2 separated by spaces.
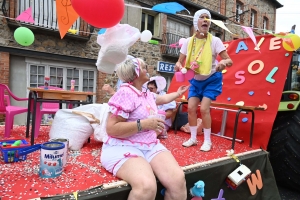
193 9 211 31
149 76 166 92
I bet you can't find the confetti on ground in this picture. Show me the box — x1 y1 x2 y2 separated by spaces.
0 125 256 200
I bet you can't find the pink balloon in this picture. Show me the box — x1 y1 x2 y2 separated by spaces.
175 72 185 82
71 0 125 28
185 69 195 81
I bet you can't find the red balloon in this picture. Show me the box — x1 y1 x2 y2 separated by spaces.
71 0 125 28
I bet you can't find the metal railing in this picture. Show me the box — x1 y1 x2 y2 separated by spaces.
1 0 94 38
161 32 183 57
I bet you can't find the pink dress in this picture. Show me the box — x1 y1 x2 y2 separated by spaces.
103 83 160 150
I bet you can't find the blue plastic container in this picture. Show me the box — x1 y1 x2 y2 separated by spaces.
0 138 30 163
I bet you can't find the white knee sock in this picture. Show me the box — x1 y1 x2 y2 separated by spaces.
190 126 197 141
203 128 211 143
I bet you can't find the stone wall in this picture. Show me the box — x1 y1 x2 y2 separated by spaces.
223 0 277 41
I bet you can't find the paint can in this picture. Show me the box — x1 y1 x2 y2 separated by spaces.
39 142 65 178
49 138 69 167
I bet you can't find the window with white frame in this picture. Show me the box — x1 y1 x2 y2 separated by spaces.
236 2 243 22
166 19 190 55
250 10 257 28
141 11 161 38
27 59 96 102
18 0 80 34
167 19 190 38
263 17 268 31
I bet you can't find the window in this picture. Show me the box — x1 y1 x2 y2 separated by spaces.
18 0 80 34
291 54 300 90
210 30 222 39
250 10 257 28
167 20 190 37
82 70 95 92
141 11 161 38
26 59 96 101
263 17 268 31
215 32 222 39
29 65 46 87
49 67 64 88
236 2 243 22
165 19 190 55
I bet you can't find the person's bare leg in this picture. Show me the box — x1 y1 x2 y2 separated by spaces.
183 97 200 147
151 151 186 200
200 97 212 151
117 157 157 200
200 97 211 129
188 97 200 126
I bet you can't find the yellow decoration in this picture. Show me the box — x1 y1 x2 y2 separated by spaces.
181 95 186 99
73 191 78 200
210 19 233 34
226 149 240 162
68 29 78 34
222 69 227 74
282 34 300 51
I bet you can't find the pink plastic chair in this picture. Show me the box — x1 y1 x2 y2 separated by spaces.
34 86 63 137
0 84 28 137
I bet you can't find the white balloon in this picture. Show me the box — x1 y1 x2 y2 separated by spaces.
141 30 152 42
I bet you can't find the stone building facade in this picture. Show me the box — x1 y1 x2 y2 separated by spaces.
0 0 282 124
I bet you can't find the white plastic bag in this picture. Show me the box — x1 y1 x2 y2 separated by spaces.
91 103 110 142
49 104 110 150
96 24 141 74
49 109 94 150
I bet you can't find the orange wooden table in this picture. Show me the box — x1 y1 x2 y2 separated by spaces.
26 88 96 145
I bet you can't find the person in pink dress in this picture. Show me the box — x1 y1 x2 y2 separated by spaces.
101 57 189 200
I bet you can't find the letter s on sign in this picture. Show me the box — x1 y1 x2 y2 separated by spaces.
235 71 245 85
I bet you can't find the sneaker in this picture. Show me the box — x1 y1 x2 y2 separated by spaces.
200 141 212 151
182 138 197 147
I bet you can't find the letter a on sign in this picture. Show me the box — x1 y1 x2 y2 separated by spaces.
246 170 263 195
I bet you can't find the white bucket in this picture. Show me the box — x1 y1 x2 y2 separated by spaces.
39 142 65 178
49 138 69 167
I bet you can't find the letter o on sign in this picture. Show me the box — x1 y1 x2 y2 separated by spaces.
248 60 264 75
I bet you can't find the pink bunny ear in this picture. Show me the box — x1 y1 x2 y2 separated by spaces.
132 58 140 77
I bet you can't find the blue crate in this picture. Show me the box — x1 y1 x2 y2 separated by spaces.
0 138 30 163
